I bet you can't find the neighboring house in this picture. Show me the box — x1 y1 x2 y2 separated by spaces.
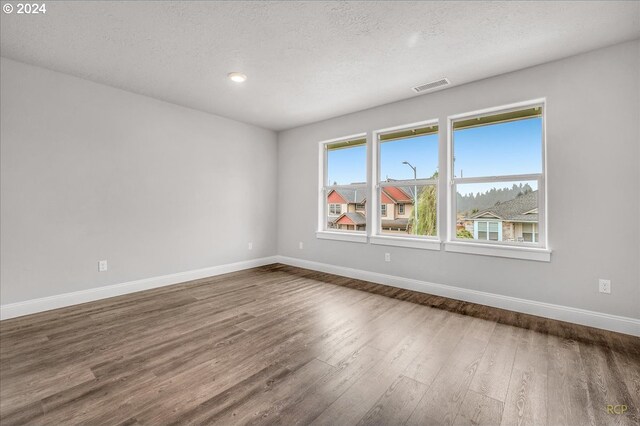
327 187 367 230
327 186 414 232
380 186 414 233
463 190 539 242
334 212 367 231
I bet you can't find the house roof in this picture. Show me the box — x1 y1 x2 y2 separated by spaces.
382 186 413 203
330 185 415 205
468 190 538 222
334 212 366 225
331 188 366 204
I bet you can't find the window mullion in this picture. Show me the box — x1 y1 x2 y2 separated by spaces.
453 173 542 185
379 178 437 187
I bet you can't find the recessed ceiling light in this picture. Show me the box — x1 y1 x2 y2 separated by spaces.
228 72 247 83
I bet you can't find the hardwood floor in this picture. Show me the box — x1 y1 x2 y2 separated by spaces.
1 264 638 425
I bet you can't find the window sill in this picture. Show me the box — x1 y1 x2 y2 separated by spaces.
444 241 551 262
316 231 368 243
370 235 441 250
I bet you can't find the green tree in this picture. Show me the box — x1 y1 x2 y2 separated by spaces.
409 172 438 236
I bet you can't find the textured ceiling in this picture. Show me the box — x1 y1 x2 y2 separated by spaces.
1 1 638 130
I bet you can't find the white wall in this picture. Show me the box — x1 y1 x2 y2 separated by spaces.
277 40 640 319
1 58 278 305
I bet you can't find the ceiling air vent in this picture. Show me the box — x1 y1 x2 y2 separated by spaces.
412 78 450 93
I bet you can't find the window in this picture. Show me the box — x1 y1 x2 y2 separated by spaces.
373 121 439 245
522 223 538 242
319 134 367 238
315 102 548 260
450 103 546 249
475 221 500 241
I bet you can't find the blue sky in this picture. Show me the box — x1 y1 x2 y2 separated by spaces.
454 117 542 178
327 117 542 191
327 145 367 185
327 134 439 185
380 134 439 180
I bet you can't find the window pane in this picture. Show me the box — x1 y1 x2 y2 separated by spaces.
326 187 366 232
523 223 536 242
489 221 499 241
328 204 342 215
453 115 542 178
380 132 439 181
456 181 539 244
327 143 366 186
380 184 437 236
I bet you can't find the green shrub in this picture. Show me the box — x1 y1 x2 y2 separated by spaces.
456 229 473 239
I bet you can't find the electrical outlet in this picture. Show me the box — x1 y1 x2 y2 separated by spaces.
98 260 108 272
385 253 391 262
248 242 253 250
598 279 611 294
299 242 304 250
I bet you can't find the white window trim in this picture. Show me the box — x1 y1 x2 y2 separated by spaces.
445 241 551 262
370 235 441 250
370 119 441 250
316 230 368 243
446 98 551 261
317 133 368 243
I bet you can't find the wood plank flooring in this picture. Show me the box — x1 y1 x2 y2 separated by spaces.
1 263 638 425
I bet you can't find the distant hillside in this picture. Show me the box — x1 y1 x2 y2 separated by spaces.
457 183 534 214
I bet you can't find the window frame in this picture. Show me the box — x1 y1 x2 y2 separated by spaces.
317 133 368 243
445 99 550 261
370 119 441 250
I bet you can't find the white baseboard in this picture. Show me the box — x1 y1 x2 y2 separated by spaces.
0 256 278 320
276 256 640 337
3 254 638 337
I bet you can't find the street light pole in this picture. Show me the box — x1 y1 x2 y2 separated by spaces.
402 161 418 235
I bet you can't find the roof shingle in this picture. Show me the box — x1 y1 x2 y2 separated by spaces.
333 188 366 204
333 212 366 225
468 190 538 221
